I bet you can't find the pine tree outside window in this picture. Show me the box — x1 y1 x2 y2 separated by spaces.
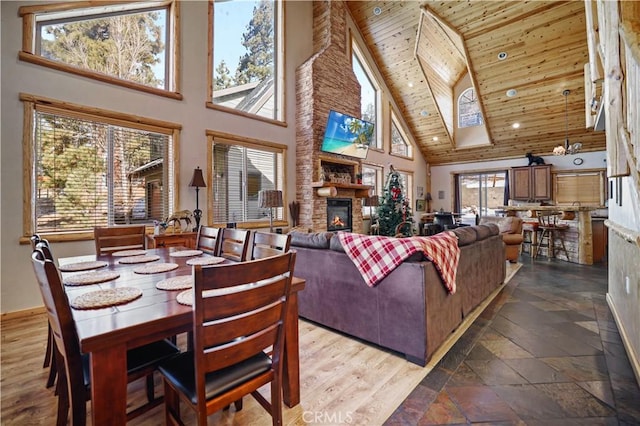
19 2 179 98
210 0 284 123
210 136 285 226
23 96 178 236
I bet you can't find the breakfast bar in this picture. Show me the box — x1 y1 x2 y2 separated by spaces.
501 206 599 265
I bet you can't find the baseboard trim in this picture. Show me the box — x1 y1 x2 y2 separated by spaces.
1 306 46 321
606 293 640 386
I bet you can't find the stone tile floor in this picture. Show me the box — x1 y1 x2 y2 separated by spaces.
386 256 640 425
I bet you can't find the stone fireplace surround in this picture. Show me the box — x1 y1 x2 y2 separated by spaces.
295 1 370 234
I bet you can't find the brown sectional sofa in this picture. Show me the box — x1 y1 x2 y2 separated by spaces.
290 224 506 366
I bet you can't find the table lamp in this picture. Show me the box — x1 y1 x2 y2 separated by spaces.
258 190 283 233
425 192 433 213
189 167 206 231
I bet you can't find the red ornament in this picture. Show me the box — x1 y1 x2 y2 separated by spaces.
391 187 401 199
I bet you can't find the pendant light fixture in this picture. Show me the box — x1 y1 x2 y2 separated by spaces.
553 90 582 155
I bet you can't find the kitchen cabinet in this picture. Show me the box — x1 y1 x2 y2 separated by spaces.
592 219 608 263
510 165 551 201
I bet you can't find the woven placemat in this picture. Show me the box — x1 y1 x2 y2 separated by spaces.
176 289 193 306
70 287 142 310
186 256 225 266
156 275 192 291
169 249 203 258
133 262 179 274
59 261 108 272
118 255 160 264
64 271 120 286
111 249 147 257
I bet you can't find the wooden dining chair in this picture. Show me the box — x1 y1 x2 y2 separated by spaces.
158 251 297 426
250 231 291 260
93 225 146 255
195 226 222 255
30 236 58 389
217 228 250 262
30 249 180 425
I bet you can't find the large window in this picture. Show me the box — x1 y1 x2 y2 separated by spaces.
209 0 284 122
396 170 414 204
456 171 507 222
209 134 285 226
22 95 178 235
352 42 380 149
19 1 179 98
361 163 383 217
390 111 413 158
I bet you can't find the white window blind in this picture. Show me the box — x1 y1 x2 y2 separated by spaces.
211 140 283 224
33 109 173 232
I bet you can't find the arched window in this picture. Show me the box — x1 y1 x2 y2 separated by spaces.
458 88 483 128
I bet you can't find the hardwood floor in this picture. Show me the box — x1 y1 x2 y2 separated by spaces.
1 263 520 425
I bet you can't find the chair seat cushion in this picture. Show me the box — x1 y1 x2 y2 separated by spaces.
82 338 179 387
159 351 272 404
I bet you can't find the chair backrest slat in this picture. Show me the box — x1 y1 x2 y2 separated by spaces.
31 250 85 395
218 228 250 261
251 232 291 260
191 252 296 400
94 225 146 255
195 226 222 255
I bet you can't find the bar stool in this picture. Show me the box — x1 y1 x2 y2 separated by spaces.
521 221 540 257
534 211 569 260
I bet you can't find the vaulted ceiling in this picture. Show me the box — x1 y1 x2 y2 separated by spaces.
346 1 607 165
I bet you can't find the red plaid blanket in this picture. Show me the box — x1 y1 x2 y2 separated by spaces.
337 231 460 293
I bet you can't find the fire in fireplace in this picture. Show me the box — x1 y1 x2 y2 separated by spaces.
327 198 352 232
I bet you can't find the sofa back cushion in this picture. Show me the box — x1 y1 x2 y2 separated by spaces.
474 224 499 240
290 231 333 249
452 226 477 246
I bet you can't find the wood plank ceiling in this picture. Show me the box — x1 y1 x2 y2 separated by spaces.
347 1 607 165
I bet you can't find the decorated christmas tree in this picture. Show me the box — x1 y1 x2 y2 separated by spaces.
376 165 413 236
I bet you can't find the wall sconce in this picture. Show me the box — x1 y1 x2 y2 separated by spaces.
189 167 206 231
258 190 283 233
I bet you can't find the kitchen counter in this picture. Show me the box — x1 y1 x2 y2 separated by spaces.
501 205 601 265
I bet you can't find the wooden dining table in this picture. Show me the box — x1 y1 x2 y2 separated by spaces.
58 247 305 426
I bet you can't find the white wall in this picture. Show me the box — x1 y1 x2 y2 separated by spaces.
0 1 314 314
430 151 607 212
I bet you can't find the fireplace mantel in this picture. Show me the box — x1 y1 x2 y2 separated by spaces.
312 181 372 198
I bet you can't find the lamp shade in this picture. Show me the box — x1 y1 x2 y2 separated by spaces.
189 167 206 188
258 190 283 208
425 192 433 201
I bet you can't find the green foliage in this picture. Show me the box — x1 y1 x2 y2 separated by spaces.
40 11 164 88
234 0 274 85
214 60 233 89
376 167 413 236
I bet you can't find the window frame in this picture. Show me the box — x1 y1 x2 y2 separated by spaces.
18 1 181 100
457 87 483 129
206 0 286 126
351 39 382 150
395 169 414 205
21 93 181 242
206 130 288 228
361 163 383 218
389 109 414 159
